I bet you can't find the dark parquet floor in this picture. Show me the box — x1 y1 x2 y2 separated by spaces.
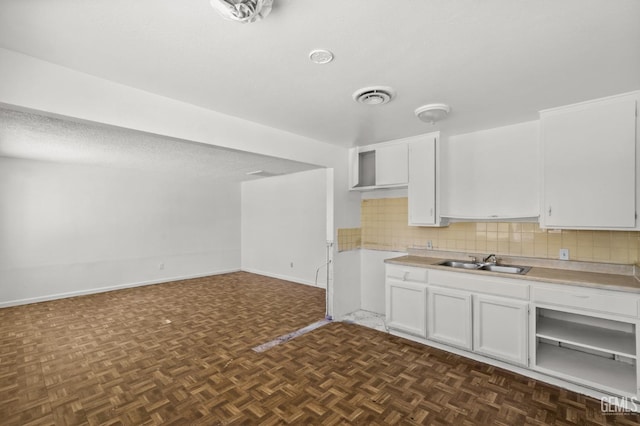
1 271 639 425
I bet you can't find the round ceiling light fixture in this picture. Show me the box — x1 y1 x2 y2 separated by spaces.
309 49 334 65
415 103 451 124
209 0 273 24
353 86 396 106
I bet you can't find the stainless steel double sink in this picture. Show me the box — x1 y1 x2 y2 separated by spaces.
438 260 531 275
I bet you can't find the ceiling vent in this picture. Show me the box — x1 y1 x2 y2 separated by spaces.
353 86 395 106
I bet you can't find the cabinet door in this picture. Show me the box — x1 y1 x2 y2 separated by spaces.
408 137 436 225
375 144 408 186
427 287 472 350
541 96 637 229
441 121 539 220
386 279 427 337
473 295 529 366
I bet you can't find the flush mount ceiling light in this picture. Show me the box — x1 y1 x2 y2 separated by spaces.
415 103 451 124
309 49 334 65
210 0 273 23
353 86 396 106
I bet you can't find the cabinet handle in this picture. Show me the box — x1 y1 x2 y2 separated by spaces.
429 208 433 217
403 272 409 281
548 206 552 216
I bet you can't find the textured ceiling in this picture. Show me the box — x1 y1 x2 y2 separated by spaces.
0 107 320 181
0 0 638 147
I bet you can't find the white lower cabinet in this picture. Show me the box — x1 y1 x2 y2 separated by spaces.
386 278 427 338
427 287 472 350
532 284 640 397
385 262 640 400
473 295 528 366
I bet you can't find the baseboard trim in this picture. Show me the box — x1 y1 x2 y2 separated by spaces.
0 269 241 308
241 268 326 289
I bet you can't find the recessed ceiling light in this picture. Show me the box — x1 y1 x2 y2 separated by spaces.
309 49 334 65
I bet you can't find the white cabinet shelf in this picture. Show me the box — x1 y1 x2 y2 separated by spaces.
536 342 637 396
537 316 636 357
534 307 638 397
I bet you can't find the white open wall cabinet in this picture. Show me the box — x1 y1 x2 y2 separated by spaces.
348 140 408 190
349 132 446 226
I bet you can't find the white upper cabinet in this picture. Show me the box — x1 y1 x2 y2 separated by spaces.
408 133 441 226
440 121 539 220
540 92 639 229
349 133 445 224
349 141 408 190
375 144 408 186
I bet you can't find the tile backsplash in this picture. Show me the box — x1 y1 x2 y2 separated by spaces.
337 227 362 252
347 197 640 264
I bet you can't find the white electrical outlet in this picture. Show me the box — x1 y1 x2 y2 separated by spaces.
426 240 433 249
559 249 569 260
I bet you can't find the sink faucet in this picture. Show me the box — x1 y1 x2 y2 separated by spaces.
482 254 497 264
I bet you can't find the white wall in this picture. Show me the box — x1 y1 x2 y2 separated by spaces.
327 157 362 318
241 169 328 287
0 157 240 307
0 48 363 318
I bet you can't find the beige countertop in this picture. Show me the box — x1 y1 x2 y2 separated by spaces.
385 253 640 293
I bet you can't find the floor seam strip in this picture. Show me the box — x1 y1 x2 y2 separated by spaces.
252 318 332 353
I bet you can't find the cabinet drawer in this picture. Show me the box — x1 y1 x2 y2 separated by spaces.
429 270 529 300
386 265 428 283
532 286 639 318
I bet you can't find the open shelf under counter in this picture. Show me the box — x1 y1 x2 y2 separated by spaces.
537 316 636 358
536 342 637 396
